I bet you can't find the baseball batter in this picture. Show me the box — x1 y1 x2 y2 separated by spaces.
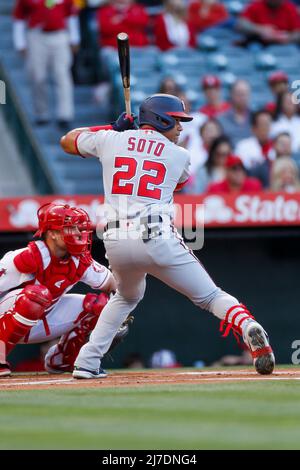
61 94 275 379
0 202 131 377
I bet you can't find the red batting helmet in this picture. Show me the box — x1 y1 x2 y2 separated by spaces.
34 203 92 256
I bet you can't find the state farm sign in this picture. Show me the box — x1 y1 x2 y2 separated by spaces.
201 194 300 227
0 192 299 231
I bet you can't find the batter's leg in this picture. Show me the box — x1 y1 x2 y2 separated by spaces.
74 269 146 374
148 239 274 374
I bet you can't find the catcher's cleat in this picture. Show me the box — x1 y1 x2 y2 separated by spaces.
44 364 65 374
243 323 275 375
72 366 107 379
0 363 11 377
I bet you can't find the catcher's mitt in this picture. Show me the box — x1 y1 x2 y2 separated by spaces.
107 315 134 354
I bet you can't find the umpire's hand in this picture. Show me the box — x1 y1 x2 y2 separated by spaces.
112 112 137 132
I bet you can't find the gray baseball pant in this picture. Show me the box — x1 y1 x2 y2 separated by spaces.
75 229 240 371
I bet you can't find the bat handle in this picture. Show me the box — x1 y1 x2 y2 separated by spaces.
124 87 131 116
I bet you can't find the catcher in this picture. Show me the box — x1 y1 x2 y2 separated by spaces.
0 202 132 377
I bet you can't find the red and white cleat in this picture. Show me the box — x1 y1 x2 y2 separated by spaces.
0 363 11 377
243 322 275 375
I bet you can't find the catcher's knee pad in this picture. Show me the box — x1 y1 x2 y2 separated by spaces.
82 292 109 317
15 285 53 321
0 285 52 356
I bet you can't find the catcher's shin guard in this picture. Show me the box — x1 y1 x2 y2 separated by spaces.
220 304 275 375
45 294 134 374
0 285 52 361
44 293 109 373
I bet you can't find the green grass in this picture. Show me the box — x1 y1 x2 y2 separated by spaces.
1 374 300 450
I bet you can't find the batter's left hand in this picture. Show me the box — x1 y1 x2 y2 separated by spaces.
112 112 137 132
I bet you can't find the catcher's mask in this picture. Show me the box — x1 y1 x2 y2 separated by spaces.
34 203 92 256
138 93 193 132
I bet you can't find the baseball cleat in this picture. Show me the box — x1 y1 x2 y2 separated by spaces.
0 363 12 377
72 366 108 379
243 323 275 375
44 364 65 374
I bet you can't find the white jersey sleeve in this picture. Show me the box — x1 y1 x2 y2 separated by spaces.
76 130 117 159
0 249 34 294
80 259 110 290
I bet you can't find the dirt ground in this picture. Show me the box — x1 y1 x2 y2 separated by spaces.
0 368 300 391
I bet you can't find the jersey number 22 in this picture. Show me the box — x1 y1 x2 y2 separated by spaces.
112 157 166 200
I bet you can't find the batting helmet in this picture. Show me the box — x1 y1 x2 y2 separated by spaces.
34 203 92 256
138 94 193 132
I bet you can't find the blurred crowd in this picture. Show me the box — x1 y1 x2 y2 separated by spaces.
174 72 300 194
11 0 300 194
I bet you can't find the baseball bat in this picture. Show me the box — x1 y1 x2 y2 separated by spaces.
117 32 131 116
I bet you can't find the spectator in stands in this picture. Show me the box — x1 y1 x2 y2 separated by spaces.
154 0 196 50
270 156 300 191
247 131 296 188
95 0 149 105
158 77 183 95
273 132 293 158
207 155 262 194
199 75 231 118
191 135 233 193
273 131 300 166
188 0 229 33
237 0 300 45
182 118 222 179
97 0 149 48
218 79 252 147
271 91 300 153
265 71 289 115
13 0 80 129
235 110 274 171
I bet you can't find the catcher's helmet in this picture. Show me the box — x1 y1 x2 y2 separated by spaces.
34 203 92 256
138 94 193 132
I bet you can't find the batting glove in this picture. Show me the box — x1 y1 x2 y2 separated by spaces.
112 112 137 132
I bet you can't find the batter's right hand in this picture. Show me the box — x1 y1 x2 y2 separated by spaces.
112 112 137 132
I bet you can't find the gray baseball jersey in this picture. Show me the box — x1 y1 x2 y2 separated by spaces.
77 128 190 220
